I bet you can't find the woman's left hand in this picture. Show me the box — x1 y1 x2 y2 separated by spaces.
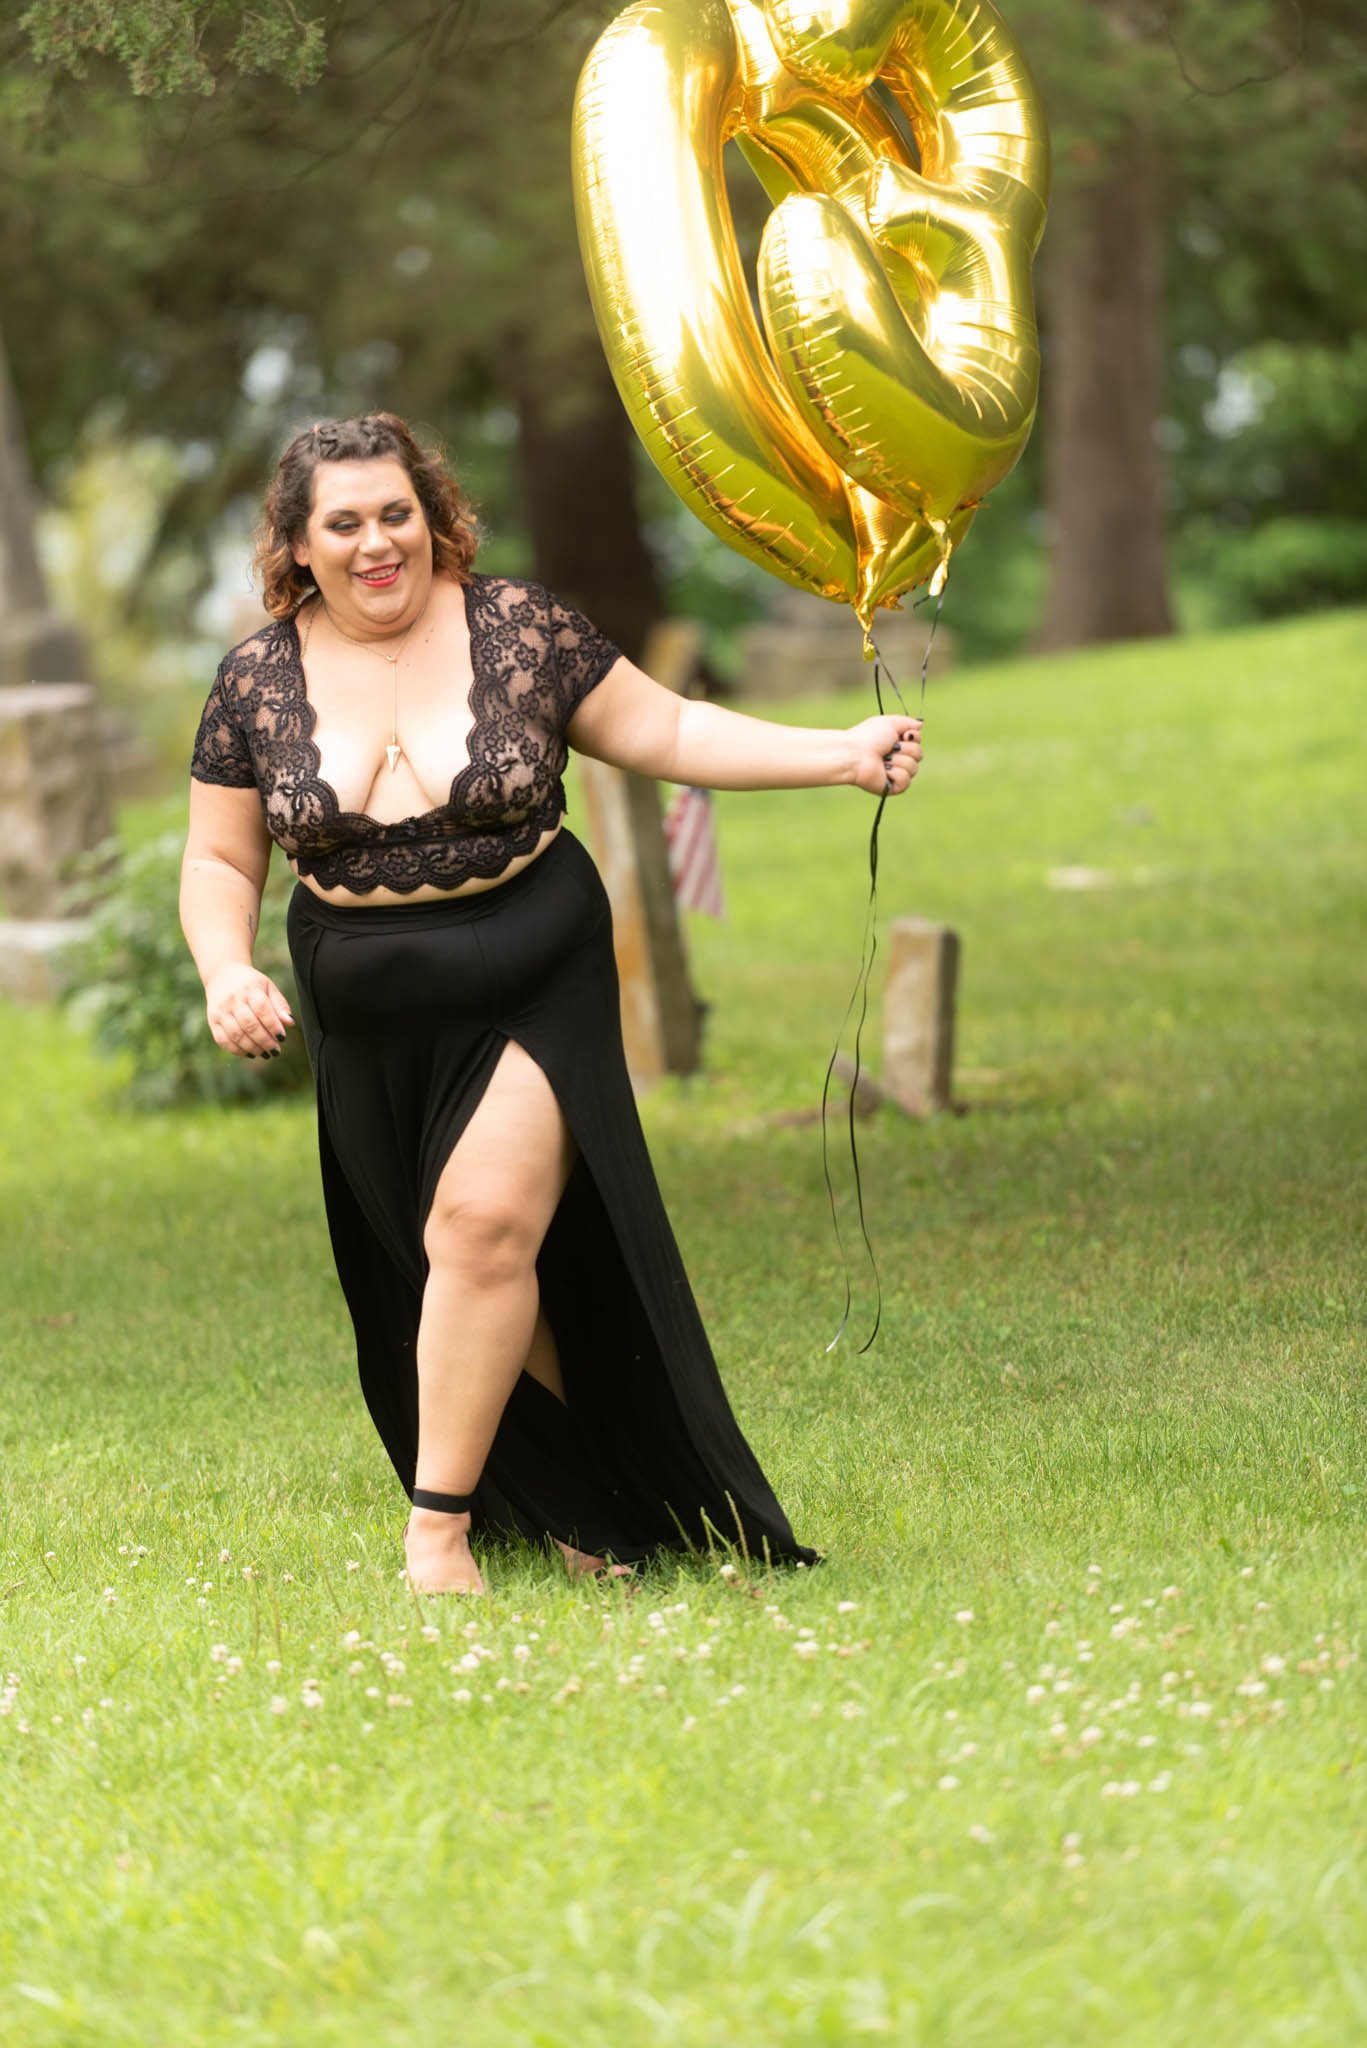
848 714 924 797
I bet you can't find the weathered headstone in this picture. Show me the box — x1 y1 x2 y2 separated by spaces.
736 584 956 702
0 330 115 998
882 918 960 1114
576 617 704 1087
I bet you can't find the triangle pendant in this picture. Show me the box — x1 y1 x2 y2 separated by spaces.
385 742 402 772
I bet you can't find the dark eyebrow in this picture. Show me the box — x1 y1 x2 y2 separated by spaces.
323 497 414 519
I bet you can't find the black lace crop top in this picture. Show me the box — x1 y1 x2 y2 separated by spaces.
189 573 622 894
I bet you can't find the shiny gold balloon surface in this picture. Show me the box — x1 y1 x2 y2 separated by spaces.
573 0 1049 630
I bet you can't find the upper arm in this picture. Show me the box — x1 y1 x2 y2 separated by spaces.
185 653 271 888
564 655 684 780
184 777 272 895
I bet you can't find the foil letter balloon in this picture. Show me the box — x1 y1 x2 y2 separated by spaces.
572 0 1050 631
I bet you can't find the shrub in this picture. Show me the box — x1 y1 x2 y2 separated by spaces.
56 830 312 1110
1203 516 1367 622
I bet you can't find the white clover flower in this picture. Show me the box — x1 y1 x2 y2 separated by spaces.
1079 1726 1103 1747
839 1701 863 1719
451 1689 472 1704
718 1563 738 1579
512 1645 532 1663
937 1774 960 1791
968 1824 994 1845
1148 1773 1172 1792
954 1610 975 1625
270 1696 289 1715
1260 1654 1286 1676
346 1561 360 1574
837 1601 858 1614
1026 1685 1047 1706
794 1640 820 1660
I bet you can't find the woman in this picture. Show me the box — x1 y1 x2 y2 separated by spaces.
181 412 923 1595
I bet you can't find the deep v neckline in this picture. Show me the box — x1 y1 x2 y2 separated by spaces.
286 573 487 832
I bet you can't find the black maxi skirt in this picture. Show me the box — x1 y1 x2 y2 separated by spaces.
285 826 818 1569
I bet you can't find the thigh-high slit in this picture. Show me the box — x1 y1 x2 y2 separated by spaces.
285 827 818 1568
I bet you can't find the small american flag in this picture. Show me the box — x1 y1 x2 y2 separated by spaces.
663 784 725 918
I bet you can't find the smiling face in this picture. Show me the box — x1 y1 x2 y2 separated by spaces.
289 455 435 637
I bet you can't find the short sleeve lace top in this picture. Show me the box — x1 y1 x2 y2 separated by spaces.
189 573 622 895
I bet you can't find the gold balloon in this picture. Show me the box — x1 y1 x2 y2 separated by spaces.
572 0 1049 633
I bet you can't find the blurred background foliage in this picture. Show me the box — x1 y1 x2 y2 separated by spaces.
2 0 1365 754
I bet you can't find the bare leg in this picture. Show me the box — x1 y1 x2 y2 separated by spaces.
521 1305 565 1403
405 1040 575 1595
520 1309 633 1579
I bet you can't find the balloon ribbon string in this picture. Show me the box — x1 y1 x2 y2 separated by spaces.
821 577 949 1355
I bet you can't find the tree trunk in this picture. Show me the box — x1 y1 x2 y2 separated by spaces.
1032 137 1174 650
513 343 664 664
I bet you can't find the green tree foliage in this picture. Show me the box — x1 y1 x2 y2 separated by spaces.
6 0 1367 656
18 0 330 96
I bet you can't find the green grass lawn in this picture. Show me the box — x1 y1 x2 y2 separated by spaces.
2 608 1364 2046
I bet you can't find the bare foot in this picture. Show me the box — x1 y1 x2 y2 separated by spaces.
555 1539 635 1581
404 1505 483 1595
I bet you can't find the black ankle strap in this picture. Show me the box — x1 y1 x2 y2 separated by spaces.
411 1487 475 1514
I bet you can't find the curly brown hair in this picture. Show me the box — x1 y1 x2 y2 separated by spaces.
253 412 483 619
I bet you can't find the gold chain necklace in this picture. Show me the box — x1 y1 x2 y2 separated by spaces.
307 586 432 772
